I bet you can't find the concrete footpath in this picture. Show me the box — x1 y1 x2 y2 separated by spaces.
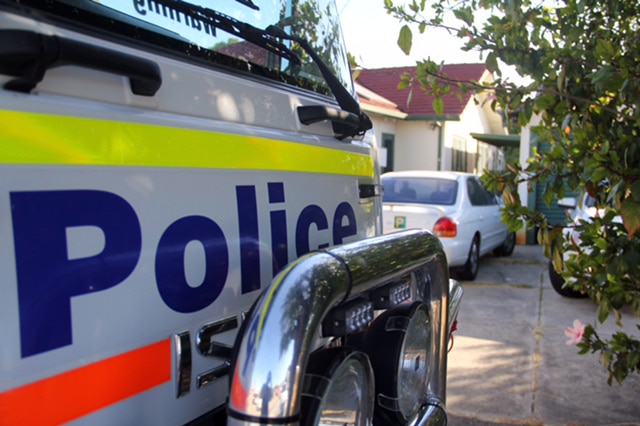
446 245 640 426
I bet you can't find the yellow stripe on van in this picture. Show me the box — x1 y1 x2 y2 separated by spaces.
0 110 373 177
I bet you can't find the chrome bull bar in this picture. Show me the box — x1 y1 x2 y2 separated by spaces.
228 229 463 425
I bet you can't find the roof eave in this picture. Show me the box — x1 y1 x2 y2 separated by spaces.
361 104 408 120
470 132 520 148
405 114 461 121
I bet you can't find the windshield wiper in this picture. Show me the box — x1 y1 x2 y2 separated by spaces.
151 1 371 138
266 25 372 138
235 0 259 10
152 0 300 65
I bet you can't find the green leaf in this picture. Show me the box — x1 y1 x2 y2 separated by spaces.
551 242 563 273
595 39 616 61
485 51 499 73
432 96 444 115
601 348 612 368
597 300 610 324
397 25 413 55
541 187 555 207
453 7 474 26
534 94 556 111
614 309 622 327
591 167 609 183
517 104 533 127
621 198 640 238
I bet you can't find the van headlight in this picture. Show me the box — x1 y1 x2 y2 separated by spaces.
301 347 374 426
359 302 430 423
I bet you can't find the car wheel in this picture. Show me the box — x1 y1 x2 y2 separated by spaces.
493 232 516 257
548 261 586 298
459 236 480 281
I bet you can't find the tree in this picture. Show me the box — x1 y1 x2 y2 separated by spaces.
384 0 640 384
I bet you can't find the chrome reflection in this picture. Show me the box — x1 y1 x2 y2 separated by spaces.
448 279 463 338
357 302 430 423
174 331 191 398
227 229 462 425
301 348 374 426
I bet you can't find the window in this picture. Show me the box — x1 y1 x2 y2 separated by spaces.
381 133 395 174
452 137 467 172
466 177 495 206
11 0 353 97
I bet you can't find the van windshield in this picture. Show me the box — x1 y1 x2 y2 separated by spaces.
4 0 353 97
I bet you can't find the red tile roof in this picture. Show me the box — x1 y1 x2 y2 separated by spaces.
356 64 487 118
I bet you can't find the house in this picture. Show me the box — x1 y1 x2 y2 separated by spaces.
355 64 514 174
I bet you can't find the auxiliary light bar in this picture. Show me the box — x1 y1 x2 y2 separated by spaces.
322 298 374 337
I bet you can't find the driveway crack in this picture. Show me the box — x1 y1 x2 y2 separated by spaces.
531 270 545 417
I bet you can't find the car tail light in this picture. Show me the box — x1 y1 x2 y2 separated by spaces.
434 217 457 237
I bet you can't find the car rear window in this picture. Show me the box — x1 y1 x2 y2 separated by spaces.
382 177 458 205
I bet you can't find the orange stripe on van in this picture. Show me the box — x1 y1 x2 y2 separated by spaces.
0 339 171 425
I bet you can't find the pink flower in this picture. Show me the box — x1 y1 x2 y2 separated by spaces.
564 319 585 345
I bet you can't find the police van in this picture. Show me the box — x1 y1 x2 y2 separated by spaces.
0 1 462 424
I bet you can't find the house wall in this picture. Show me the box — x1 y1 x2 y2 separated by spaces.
367 114 399 170
367 115 440 172
441 99 504 173
394 121 439 171
365 94 506 175
371 117 398 136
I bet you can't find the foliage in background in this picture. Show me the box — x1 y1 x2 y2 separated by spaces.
384 0 640 384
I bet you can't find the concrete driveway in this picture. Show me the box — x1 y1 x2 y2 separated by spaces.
446 245 640 426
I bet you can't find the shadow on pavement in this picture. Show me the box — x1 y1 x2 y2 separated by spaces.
445 245 640 426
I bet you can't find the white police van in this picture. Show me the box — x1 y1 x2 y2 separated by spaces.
0 1 462 424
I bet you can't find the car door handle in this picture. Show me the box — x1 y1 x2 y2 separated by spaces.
0 29 162 96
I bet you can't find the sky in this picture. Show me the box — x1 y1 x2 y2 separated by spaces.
335 0 483 69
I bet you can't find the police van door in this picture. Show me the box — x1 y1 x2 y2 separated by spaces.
0 1 378 424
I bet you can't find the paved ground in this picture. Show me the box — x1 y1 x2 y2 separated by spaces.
446 245 640 426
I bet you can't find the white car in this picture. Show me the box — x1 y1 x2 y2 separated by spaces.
382 171 515 280
548 193 617 297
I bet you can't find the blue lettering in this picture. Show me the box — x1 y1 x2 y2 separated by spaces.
237 186 260 294
333 202 357 244
155 216 228 313
12 183 360 356
268 182 288 275
295 205 329 256
11 190 141 358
